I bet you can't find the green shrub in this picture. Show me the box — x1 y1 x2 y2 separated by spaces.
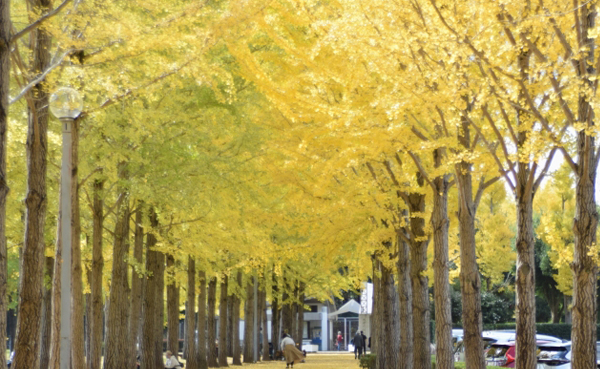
359 354 376 369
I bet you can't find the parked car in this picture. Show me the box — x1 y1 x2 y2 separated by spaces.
485 340 555 367
482 330 563 349
453 330 562 362
7 351 14 368
537 342 572 369
537 341 600 369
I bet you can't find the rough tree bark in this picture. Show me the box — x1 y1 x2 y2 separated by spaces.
232 272 242 365
197 270 209 369
281 291 292 337
397 219 413 369
89 179 104 369
104 187 131 369
406 173 431 369
261 285 270 362
219 275 229 367
186 257 198 369
295 282 305 346
207 277 219 367
141 208 160 369
291 284 297 346
455 117 486 369
155 251 166 368
0 0 9 366
167 254 180 355
373 252 400 369
256 286 263 361
571 5 599 369
85 268 91 363
129 205 144 368
243 280 255 363
514 168 536 369
430 148 452 369
564 295 572 324
226 293 234 357
271 272 280 354
39 257 54 369
12 0 52 366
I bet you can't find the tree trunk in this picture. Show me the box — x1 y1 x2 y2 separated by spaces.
207 277 219 367
39 256 54 369
406 174 431 369
281 292 292 337
397 221 413 369
514 173 536 369
186 257 198 369
232 272 242 365
373 254 400 369
297 283 305 345
85 267 92 364
564 295 572 324
271 272 280 354
256 286 262 361
89 179 104 369
291 284 298 347
243 280 255 363
455 119 486 369
141 208 160 369
198 271 209 369
12 0 52 366
104 189 131 369
261 285 270 361
155 251 166 367
71 119 86 369
129 205 144 367
431 163 452 369
227 294 234 357
219 275 229 367
549 298 563 324
167 254 180 355
371 256 381 356
571 118 599 369
0 0 9 366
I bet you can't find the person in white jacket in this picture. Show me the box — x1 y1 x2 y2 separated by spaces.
164 350 182 369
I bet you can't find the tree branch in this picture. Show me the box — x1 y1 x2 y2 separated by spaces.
406 151 435 189
533 148 558 194
466 115 516 191
11 0 74 44
10 50 73 105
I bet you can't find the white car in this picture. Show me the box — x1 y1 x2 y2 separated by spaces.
537 342 571 368
482 330 563 349
537 341 600 369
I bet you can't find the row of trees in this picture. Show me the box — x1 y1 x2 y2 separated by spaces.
3 1 600 369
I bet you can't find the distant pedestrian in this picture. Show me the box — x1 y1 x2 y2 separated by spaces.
336 331 343 351
361 331 367 353
164 351 182 369
353 331 364 359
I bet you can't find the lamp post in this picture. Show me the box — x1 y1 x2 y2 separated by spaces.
49 87 83 369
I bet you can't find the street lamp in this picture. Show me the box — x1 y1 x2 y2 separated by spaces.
49 87 83 369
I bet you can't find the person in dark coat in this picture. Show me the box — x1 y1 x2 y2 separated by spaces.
353 331 364 359
361 331 367 353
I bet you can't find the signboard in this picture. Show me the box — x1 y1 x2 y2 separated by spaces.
360 282 373 314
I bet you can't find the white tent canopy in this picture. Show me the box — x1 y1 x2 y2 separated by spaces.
328 299 361 318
